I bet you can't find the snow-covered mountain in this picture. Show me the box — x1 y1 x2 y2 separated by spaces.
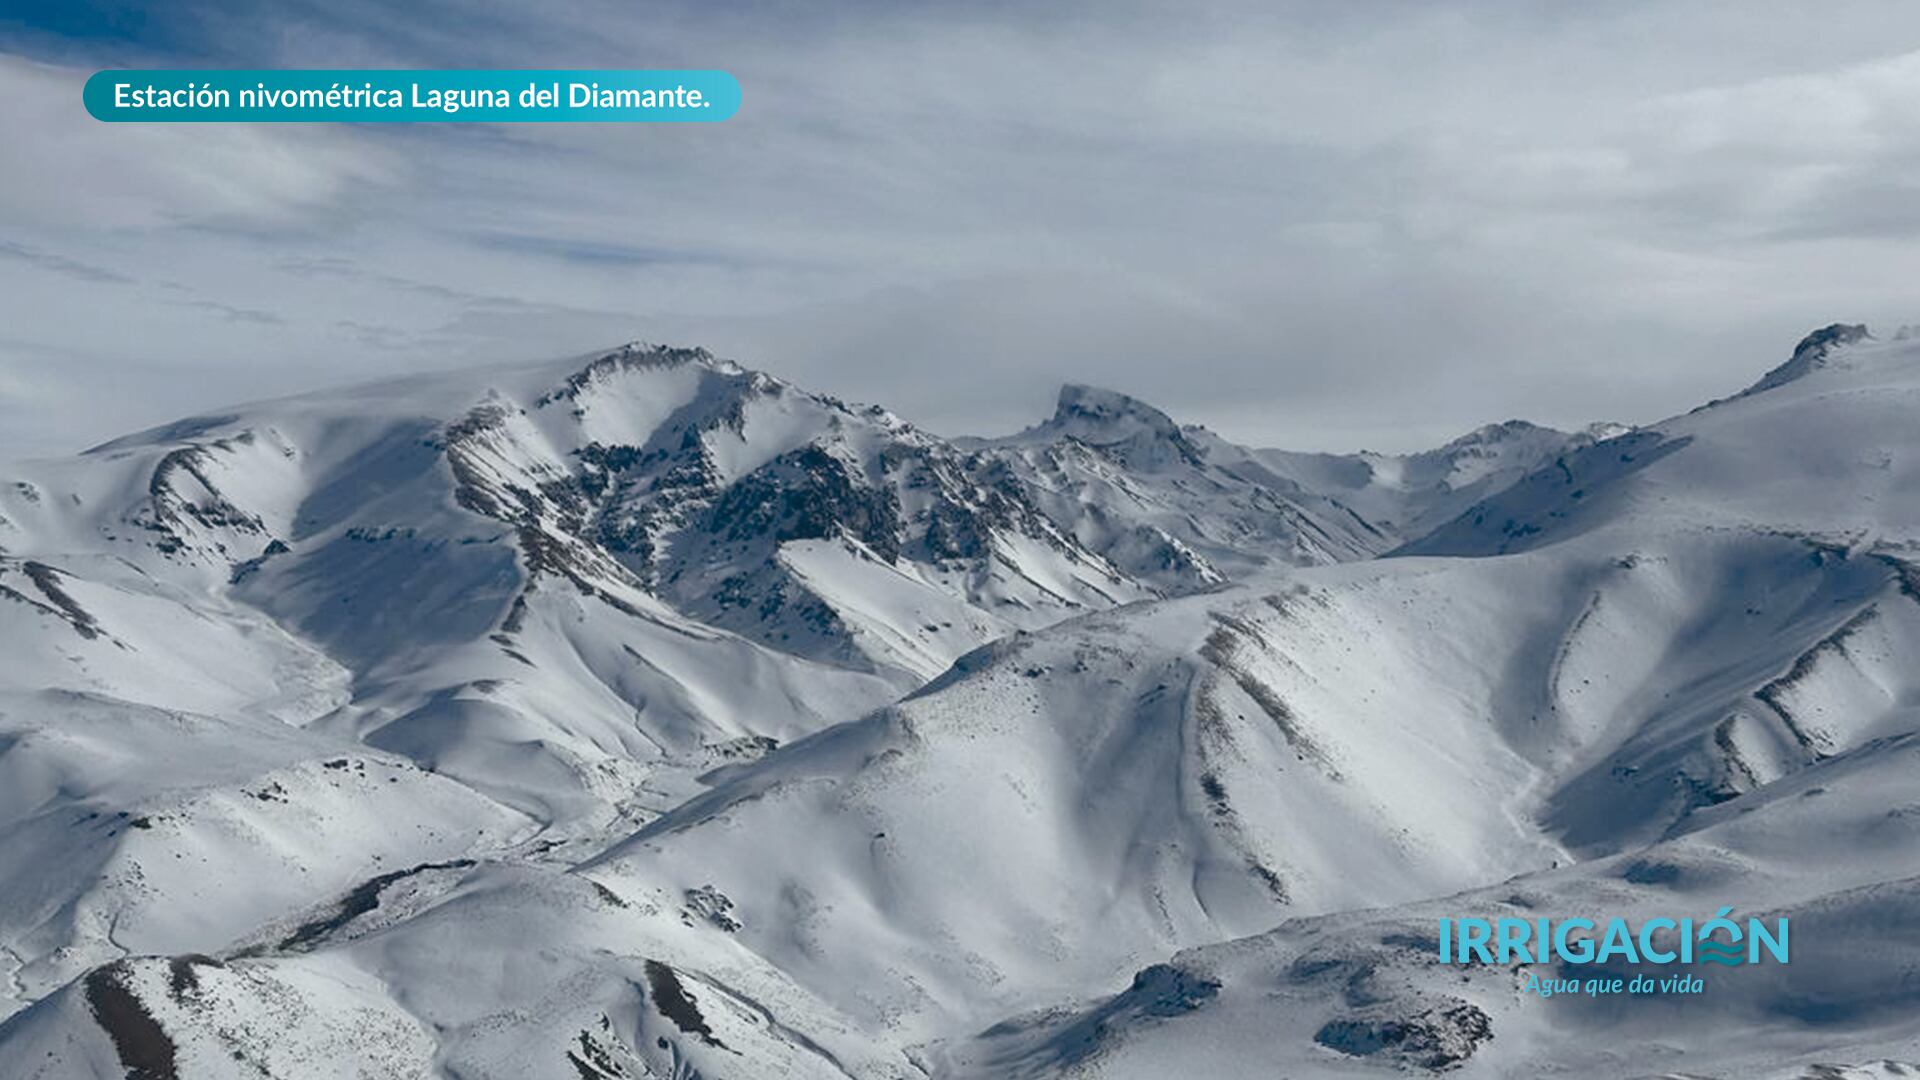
2 326 1916 1079
1243 417 1634 539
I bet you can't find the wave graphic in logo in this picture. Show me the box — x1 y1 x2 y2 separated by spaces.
1697 906 1745 966
1696 941 1745 965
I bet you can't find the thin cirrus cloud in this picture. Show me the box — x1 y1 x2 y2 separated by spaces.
3 0 1920 459
0 239 134 284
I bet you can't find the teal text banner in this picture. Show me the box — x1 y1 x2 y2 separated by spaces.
83 70 741 122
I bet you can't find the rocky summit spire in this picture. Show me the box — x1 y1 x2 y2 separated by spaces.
1043 383 1202 466
1738 323 1871 398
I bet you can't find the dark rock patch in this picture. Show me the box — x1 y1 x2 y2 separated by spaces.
85 961 179 1080
1315 1000 1493 1071
277 858 475 952
644 960 726 1048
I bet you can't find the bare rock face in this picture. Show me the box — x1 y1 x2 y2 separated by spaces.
1315 1000 1494 1071
421 345 1405 679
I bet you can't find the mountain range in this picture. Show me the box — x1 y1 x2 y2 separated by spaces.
1 325 1916 1078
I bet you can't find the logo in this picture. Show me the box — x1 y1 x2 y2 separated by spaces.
1436 908 1788 998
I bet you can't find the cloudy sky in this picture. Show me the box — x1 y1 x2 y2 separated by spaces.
4 1 1920 457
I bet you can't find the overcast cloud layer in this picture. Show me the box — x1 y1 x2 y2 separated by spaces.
5 1 1920 457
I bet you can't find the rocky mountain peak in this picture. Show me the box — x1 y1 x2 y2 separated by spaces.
1039 383 1204 467
1050 383 1178 431
1738 322 1872 398
1439 419 1551 450
537 342 731 406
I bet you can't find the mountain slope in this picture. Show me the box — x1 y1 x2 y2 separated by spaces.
931 326 1920 1077
1241 417 1632 538
0 342 1479 1040
1402 324 1920 557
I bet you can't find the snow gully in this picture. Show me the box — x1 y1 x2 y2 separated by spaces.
1437 908 1790 966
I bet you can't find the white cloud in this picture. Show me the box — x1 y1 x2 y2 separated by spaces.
0 55 399 230
6 3 1920 458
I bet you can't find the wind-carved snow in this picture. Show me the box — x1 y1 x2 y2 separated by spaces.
2 327 1919 1077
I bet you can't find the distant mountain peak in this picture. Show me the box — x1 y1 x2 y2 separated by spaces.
538 342 734 405
1738 322 1872 398
1440 418 1552 449
1581 420 1635 442
1051 383 1178 430
1032 383 1208 469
